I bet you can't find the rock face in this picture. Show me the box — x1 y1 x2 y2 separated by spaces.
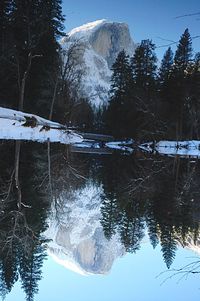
61 20 136 108
89 22 135 68
45 183 125 275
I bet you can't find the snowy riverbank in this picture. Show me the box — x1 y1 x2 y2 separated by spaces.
0 107 83 144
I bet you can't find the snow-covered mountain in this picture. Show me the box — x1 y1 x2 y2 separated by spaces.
45 182 125 275
61 20 136 108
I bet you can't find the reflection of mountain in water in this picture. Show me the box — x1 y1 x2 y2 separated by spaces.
45 153 200 275
0 142 200 300
45 183 125 275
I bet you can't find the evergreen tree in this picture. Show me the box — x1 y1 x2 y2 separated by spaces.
159 47 174 85
169 28 193 138
0 0 65 116
158 47 174 133
187 53 200 138
131 39 159 139
131 39 157 95
0 0 16 106
28 0 65 116
174 28 193 72
105 50 136 137
110 50 133 97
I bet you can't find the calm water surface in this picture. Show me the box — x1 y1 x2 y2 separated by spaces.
0 141 200 301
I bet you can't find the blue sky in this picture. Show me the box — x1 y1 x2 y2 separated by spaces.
62 0 200 59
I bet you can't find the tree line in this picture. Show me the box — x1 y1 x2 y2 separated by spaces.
104 29 200 140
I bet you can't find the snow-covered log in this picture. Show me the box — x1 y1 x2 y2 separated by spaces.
0 107 83 144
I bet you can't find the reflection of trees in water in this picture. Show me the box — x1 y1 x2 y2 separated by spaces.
0 142 200 298
0 142 49 300
40 144 90 222
99 154 200 268
0 142 88 300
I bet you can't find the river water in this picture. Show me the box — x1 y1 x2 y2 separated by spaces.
0 141 200 301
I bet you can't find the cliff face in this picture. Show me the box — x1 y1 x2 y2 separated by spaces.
89 22 135 68
61 20 136 108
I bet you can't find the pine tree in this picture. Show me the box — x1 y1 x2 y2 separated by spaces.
170 28 193 138
0 0 65 115
10 0 64 56
131 39 157 95
174 28 193 72
29 0 65 116
110 50 133 97
131 39 159 139
0 0 16 106
105 50 136 137
158 47 174 131
159 47 174 85
188 53 200 138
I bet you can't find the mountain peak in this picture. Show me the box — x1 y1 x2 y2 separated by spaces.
67 19 107 39
61 20 136 108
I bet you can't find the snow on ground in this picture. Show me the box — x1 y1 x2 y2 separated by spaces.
0 107 83 144
2 106 200 157
0 107 63 128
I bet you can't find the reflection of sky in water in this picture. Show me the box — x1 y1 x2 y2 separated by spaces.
7 244 200 301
